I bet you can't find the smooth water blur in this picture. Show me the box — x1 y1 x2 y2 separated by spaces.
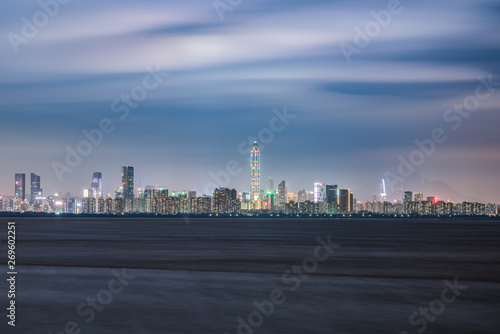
1 218 499 333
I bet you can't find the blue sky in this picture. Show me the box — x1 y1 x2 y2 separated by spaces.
0 0 499 203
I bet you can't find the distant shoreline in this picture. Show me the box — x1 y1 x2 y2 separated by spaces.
0 212 498 221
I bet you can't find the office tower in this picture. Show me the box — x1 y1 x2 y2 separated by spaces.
278 180 286 210
15 173 26 201
404 191 413 203
339 188 351 213
414 192 423 202
325 185 338 214
313 182 326 203
297 189 307 203
122 166 134 212
91 172 103 199
326 185 338 204
30 173 42 202
250 142 260 203
427 196 436 204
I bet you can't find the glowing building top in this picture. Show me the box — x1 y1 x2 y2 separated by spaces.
250 142 260 202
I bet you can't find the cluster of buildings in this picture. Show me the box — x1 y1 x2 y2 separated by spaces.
1 142 498 217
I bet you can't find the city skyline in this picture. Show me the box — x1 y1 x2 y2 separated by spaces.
2 152 498 206
1 0 499 204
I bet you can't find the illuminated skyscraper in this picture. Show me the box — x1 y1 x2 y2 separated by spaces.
278 180 286 210
404 191 413 202
313 182 326 203
326 185 338 204
250 142 260 202
15 173 25 201
122 166 134 212
30 173 42 202
91 172 103 199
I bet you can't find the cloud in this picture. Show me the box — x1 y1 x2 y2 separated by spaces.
0 0 499 203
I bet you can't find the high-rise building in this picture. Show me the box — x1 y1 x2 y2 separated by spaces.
404 191 413 202
122 166 134 212
114 197 124 214
326 185 338 204
298 189 307 203
15 173 26 201
313 182 326 203
98 198 105 214
30 173 42 202
91 172 103 212
414 192 423 202
325 185 338 214
267 191 275 212
339 188 351 213
91 172 103 199
250 142 260 203
82 197 96 214
106 195 113 213
278 180 286 210
213 188 240 215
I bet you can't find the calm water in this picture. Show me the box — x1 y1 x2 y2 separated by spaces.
1 218 499 334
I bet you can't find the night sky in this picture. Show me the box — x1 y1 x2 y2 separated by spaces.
1 0 499 203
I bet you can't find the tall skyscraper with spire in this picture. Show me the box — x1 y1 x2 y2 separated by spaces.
250 142 260 203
